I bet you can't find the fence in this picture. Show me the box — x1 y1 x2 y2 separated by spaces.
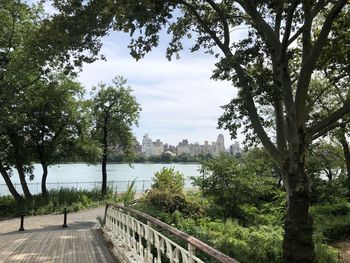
103 204 239 263
0 179 195 196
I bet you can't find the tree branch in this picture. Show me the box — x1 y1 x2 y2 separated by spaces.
233 63 284 163
281 0 298 53
287 0 330 46
176 0 230 54
239 0 281 54
205 0 230 48
308 101 350 140
295 0 347 127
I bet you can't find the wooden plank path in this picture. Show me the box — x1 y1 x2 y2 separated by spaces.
0 207 117 263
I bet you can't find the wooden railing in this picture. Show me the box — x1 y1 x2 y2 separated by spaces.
103 204 239 263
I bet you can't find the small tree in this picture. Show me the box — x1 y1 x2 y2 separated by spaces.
92 77 141 196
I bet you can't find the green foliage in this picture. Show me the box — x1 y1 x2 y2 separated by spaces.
135 202 339 263
92 76 141 161
152 167 184 194
311 177 348 204
194 154 278 218
312 200 350 242
0 188 114 217
144 168 204 217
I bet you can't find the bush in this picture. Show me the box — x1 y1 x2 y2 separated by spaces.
311 200 350 242
0 187 114 217
194 154 278 218
145 189 204 218
152 167 184 194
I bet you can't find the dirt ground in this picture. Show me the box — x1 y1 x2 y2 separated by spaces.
333 239 350 262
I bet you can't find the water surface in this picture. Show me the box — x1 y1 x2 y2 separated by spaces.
0 163 200 196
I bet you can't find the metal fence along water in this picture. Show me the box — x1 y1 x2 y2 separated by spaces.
0 179 195 196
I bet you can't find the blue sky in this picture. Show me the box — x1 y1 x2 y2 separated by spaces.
34 1 245 147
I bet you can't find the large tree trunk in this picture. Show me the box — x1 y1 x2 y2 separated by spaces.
41 162 49 197
339 130 350 193
101 114 108 196
0 163 24 203
282 156 315 263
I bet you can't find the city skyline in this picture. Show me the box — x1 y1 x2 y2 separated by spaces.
138 133 241 158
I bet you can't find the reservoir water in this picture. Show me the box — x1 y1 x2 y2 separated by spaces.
0 163 201 196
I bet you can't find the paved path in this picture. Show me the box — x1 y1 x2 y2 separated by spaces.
0 207 117 263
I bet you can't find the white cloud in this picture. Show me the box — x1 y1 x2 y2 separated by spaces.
78 34 243 147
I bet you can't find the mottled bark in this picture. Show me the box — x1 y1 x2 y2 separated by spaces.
282 154 315 263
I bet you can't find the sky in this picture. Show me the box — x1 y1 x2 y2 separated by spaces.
35 1 245 147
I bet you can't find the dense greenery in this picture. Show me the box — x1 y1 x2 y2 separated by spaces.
0 188 115 217
0 1 349 262
133 163 347 263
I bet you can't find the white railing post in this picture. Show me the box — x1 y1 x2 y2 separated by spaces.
146 220 153 263
188 243 196 263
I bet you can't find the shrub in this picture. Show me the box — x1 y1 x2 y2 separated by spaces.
193 154 278 218
152 167 184 194
0 187 114 217
145 189 204 218
311 200 350 242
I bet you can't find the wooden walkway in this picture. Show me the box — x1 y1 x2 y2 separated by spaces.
0 207 117 263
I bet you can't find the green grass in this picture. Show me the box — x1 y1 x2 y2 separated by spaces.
0 188 115 217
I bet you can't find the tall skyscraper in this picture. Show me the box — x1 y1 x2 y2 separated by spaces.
216 134 225 153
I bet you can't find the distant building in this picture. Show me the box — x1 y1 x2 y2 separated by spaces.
230 142 241 156
152 139 164 156
177 139 191 155
133 140 142 153
192 142 203 156
203 140 210 155
164 143 176 153
216 134 225 153
141 134 153 157
141 134 232 158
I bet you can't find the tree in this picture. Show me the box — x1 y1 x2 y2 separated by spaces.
92 77 140 195
26 74 99 196
47 0 349 261
0 0 107 202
